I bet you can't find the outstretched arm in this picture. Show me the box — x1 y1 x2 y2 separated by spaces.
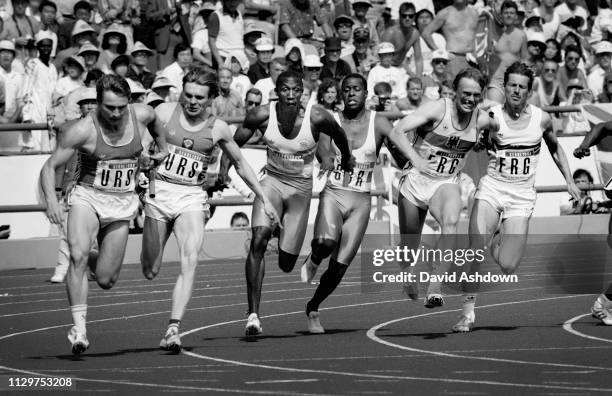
421 9 446 51
543 114 581 201
574 120 612 158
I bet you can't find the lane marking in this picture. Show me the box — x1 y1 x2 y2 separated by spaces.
563 314 612 344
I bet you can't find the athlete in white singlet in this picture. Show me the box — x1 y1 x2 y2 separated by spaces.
391 68 499 309
456 62 580 332
40 75 170 355
140 68 278 353
224 70 354 336
300 73 420 333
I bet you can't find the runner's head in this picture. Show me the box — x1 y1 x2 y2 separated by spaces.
503 61 534 108
181 67 218 118
452 68 486 114
96 74 131 126
341 73 367 111
275 70 303 109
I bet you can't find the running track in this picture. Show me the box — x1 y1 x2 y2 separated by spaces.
1 244 611 395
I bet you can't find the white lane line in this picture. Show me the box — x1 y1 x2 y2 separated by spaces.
563 313 612 344
366 295 612 372
179 296 612 392
244 379 320 384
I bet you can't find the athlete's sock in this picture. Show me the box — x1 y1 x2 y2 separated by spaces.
168 319 181 327
462 294 476 317
306 259 347 314
71 304 87 333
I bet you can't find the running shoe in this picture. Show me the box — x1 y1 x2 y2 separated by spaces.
300 253 318 284
159 326 182 353
452 311 475 333
424 293 445 308
67 326 89 355
307 311 325 334
245 313 263 336
591 294 612 325
50 266 67 283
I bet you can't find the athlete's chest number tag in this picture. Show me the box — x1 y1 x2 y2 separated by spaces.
494 149 537 178
428 151 464 175
268 148 304 175
158 145 208 185
93 159 138 192
330 161 373 191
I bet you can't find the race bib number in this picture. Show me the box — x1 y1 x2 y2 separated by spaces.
267 148 305 175
158 144 209 185
492 149 539 180
426 150 465 176
93 159 138 192
328 160 374 192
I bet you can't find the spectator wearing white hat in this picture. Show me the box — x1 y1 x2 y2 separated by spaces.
57 1 96 52
366 42 408 100
208 0 245 69
248 36 274 84
254 57 287 104
126 78 147 103
151 75 175 102
302 53 322 94
421 48 451 100
20 29 57 151
54 20 97 71
243 22 265 67
225 51 252 100
98 0 135 49
588 41 612 98
284 38 306 75
96 23 128 74
53 56 86 106
77 42 101 73
191 3 216 69
0 40 25 149
524 30 547 76
126 41 155 89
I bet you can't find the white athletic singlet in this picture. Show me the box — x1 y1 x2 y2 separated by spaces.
327 111 377 193
407 98 479 179
486 104 544 188
263 102 317 180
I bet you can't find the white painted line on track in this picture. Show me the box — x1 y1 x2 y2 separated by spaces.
178 295 612 392
563 313 612 343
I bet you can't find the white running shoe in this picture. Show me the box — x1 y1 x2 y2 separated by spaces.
300 253 319 284
159 326 182 353
50 268 67 283
591 294 612 325
452 311 475 333
245 313 263 336
424 293 445 308
67 326 89 355
307 311 325 334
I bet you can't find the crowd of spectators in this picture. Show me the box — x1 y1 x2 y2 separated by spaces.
0 0 609 191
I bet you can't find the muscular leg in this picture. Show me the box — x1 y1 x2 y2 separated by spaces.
94 220 131 289
494 216 530 275
169 211 205 322
66 205 99 320
311 193 343 265
426 183 463 298
246 226 273 315
398 194 428 299
306 259 348 315
141 216 173 280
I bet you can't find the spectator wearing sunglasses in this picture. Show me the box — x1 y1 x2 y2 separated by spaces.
421 49 451 100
